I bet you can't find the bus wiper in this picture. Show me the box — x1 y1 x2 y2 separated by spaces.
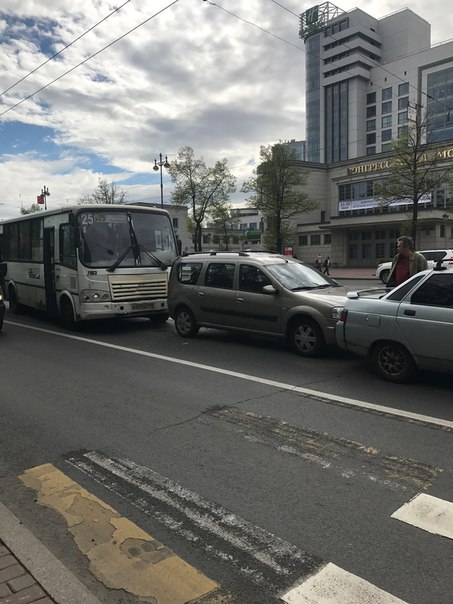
139 245 167 270
107 245 133 272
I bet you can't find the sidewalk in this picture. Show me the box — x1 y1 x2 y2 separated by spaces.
328 267 378 280
0 502 101 604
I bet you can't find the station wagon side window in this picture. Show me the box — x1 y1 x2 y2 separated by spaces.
204 263 235 289
410 274 453 308
239 264 272 293
176 262 203 285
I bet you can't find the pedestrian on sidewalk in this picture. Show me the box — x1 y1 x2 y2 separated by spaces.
314 254 322 271
322 256 331 276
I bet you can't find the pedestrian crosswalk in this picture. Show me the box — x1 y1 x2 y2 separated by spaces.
391 493 453 540
18 450 453 603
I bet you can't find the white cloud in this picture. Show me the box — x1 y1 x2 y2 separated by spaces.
0 0 452 219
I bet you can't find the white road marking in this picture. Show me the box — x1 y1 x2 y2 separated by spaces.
391 493 453 539
281 562 408 604
6 320 453 430
66 450 322 591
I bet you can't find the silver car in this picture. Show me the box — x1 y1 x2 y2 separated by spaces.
168 252 348 357
336 268 453 382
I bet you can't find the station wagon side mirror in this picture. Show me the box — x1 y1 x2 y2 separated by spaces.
262 284 278 295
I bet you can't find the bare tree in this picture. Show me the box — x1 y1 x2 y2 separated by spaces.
79 178 127 205
168 146 236 252
209 204 240 251
20 203 42 215
375 111 452 243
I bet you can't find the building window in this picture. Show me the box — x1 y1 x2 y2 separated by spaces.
398 125 408 138
398 97 409 110
381 129 392 142
310 234 321 245
398 111 408 124
366 146 376 155
324 233 331 244
172 217 179 229
240 223 248 230
382 101 392 114
382 87 392 100
249 222 257 230
320 210 326 223
366 119 376 131
366 106 376 118
398 82 409 96
299 235 308 245
381 143 392 152
381 115 392 128
366 132 376 145
367 92 376 104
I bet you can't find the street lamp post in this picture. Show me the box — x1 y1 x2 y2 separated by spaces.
442 213 449 247
153 153 170 208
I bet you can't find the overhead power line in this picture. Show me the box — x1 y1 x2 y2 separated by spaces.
0 0 133 98
0 0 181 119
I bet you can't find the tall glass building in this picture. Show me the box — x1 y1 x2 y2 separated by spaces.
293 3 453 266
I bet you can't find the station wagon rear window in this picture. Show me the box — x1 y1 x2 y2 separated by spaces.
177 262 203 284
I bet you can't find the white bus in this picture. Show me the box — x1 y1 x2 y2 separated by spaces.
0 204 178 329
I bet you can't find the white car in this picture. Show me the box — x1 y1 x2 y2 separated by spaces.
376 249 453 283
336 268 453 383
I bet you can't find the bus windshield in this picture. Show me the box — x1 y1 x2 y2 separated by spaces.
78 209 176 269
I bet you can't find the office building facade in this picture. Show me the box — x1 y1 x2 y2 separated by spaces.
294 2 453 266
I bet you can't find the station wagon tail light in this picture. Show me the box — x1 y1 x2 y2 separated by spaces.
338 308 348 324
330 306 343 320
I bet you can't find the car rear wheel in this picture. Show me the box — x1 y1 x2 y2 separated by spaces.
371 341 415 383
380 269 390 284
289 317 325 357
174 306 199 338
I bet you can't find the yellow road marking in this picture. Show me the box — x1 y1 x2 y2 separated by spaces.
20 464 218 603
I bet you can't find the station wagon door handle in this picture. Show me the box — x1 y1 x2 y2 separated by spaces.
403 309 416 316
236 297 244 303
197 292 204 297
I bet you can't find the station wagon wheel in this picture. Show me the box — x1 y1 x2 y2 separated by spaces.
289 317 325 357
371 341 416 383
380 269 390 284
174 306 199 338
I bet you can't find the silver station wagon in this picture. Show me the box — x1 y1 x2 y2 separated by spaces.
336 268 453 382
168 252 348 357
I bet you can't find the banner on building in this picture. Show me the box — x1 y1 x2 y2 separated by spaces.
338 194 431 212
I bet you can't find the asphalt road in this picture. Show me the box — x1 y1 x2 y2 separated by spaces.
0 290 452 604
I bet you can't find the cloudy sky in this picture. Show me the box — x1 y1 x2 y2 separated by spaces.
0 0 452 219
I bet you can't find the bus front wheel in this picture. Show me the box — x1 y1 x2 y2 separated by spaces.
60 297 78 331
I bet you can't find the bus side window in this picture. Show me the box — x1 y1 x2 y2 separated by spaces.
60 224 77 269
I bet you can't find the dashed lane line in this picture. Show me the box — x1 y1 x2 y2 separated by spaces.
6 320 453 431
391 493 453 539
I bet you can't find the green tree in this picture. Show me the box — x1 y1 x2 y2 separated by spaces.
242 144 318 253
168 146 236 252
209 204 240 251
375 112 452 243
20 203 42 215
79 178 127 205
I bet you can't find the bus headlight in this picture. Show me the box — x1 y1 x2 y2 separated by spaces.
81 289 111 303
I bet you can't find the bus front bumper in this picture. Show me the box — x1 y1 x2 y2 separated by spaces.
78 299 168 320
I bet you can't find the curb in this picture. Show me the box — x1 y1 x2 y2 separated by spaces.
0 501 101 604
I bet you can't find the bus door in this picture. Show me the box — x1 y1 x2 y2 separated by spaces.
43 228 57 318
